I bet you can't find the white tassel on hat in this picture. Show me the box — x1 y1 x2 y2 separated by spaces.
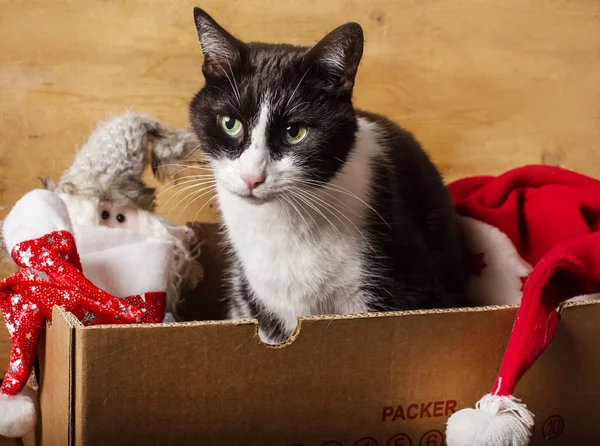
0 385 37 438
446 394 534 446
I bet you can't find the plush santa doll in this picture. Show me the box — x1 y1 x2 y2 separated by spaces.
0 112 203 437
0 189 172 437
46 111 203 314
445 165 600 446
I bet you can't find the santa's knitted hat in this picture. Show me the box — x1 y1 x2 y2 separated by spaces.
0 190 171 437
445 165 600 446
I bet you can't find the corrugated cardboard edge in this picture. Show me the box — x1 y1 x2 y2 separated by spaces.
24 306 81 446
81 303 522 352
72 299 597 347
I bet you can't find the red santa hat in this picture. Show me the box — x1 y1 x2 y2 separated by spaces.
0 190 170 437
445 165 600 445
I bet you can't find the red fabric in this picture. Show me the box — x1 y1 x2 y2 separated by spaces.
492 233 600 395
0 230 165 395
449 165 600 396
450 165 600 265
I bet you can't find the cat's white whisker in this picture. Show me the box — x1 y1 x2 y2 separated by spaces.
213 58 243 110
177 143 203 161
226 59 243 107
286 101 310 115
281 192 320 246
160 180 216 213
149 177 213 209
163 184 216 216
177 185 217 220
173 188 210 220
171 183 217 218
289 188 341 238
286 66 312 111
157 163 212 172
301 178 392 229
155 174 215 195
154 176 216 202
294 187 370 250
151 181 202 208
295 180 362 218
158 173 216 187
280 193 311 229
287 191 318 229
190 193 218 223
293 189 347 241
159 163 213 182
295 186 379 256
207 85 242 114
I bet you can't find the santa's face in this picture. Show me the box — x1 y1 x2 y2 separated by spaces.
97 202 140 230
59 193 141 231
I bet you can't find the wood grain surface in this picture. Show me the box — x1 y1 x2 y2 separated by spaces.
2 0 600 228
1 0 600 371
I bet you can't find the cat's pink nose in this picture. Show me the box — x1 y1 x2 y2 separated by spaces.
241 173 266 191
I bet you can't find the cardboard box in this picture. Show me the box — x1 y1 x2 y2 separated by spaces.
25 223 600 445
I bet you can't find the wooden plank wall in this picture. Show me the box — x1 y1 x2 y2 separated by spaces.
0 0 600 375
2 0 600 229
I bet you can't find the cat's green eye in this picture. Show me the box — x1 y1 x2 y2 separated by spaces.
282 124 308 145
218 115 243 138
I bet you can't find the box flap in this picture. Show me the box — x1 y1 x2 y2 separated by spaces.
68 304 521 445
38 306 80 445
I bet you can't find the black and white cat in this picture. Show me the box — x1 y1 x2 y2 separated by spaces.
189 8 470 344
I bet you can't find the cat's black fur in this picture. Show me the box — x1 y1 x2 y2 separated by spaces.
189 8 470 343
358 110 470 311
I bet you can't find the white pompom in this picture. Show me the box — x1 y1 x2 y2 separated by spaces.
0 386 38 438
446 394 534 446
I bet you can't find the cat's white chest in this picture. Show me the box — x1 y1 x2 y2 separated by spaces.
219 193 368 322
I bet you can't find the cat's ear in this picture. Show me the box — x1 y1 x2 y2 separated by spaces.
306 22 364 91
193 7 245 79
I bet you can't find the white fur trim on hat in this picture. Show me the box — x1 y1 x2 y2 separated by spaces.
0 385 37 438
458 216 532 306
73 224 173 297
3 190 72 253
